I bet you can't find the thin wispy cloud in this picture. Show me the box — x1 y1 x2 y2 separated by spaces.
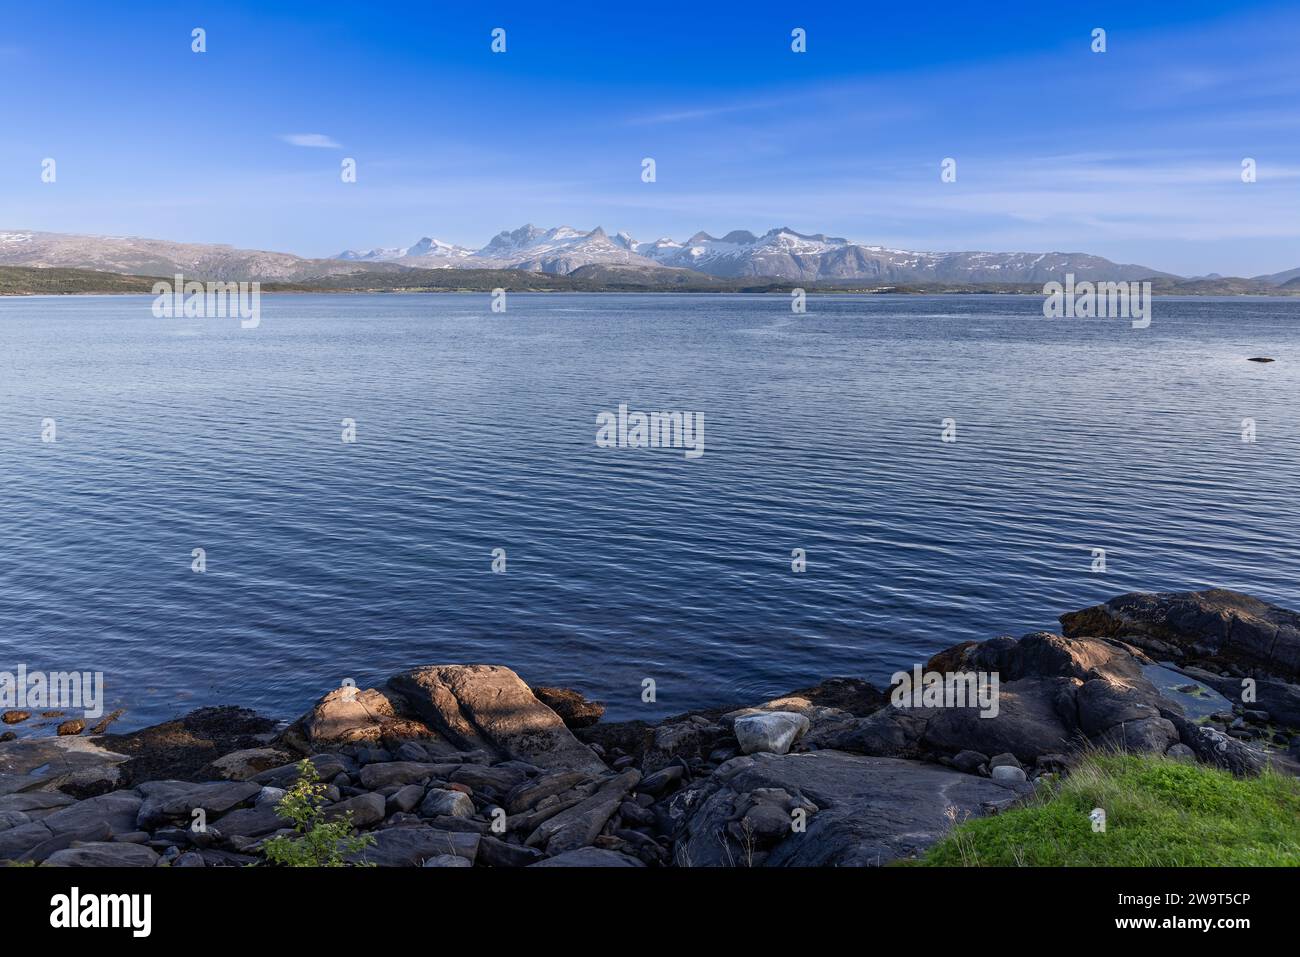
279 133 342 149
626 96 798 126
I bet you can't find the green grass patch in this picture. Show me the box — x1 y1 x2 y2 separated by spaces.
917 753 1300 866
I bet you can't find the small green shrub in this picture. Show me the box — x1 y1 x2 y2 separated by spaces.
261 759 375 867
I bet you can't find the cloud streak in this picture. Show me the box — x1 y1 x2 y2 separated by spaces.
279 133 342 149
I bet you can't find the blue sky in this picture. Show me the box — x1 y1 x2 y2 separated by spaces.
3 0 1299 276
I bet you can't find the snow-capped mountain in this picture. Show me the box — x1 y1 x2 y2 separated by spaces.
468 225 660 273
631 227 1167 282
337 237 476 268
336 225 1170 282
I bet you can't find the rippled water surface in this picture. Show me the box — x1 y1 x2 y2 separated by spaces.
2 293 1297 729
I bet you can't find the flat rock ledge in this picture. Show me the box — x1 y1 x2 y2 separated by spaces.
2 588 1297 868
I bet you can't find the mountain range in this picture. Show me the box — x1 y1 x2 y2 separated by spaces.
4 226 1300 288
333 224 1183 284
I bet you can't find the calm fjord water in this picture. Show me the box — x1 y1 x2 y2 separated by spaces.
2 293 1297 729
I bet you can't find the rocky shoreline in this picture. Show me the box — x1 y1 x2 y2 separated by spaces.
2 587 1298 867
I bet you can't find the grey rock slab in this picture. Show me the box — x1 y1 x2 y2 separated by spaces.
0 821 53 860
137 780 259 829
211 803 287 839
0 809 32 831
43 790 143 836
477 835 546 867
529 847 645 867
637 765 685 796
324 792 386 828
0 791 77 816
675 750 1012 867
251 754 352 789
358 761 458 790
19 821 112 863
422 854 472 867
525 769 639 854
347 825 479 867
449 763 532 794
42 841 161 867
0 735 129 796
387 784 426 814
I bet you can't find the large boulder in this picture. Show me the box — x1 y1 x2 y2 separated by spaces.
825 632 1193 767
1061 588 1300 681
671 750 1013 867
288 686 446 750
387 665 606 774
920 676 1081 764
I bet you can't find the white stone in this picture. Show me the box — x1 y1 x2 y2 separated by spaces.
991 764 1027 786
733 712 810 756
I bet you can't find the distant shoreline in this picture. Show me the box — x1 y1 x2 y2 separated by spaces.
6 290 1300 299
3 265 1299 298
